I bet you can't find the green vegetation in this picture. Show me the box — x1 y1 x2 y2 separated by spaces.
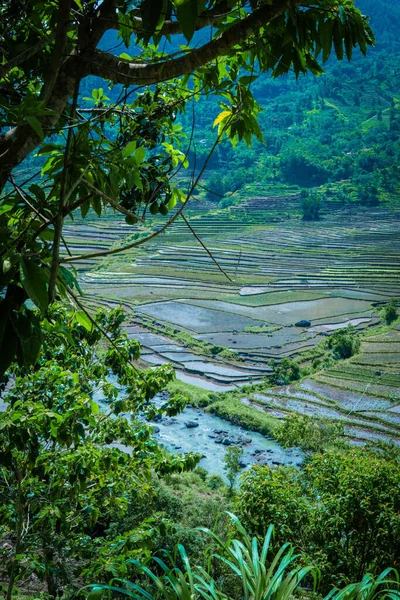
276 414 345 452
301 191 321 222
208 396 279 438
0 0 374 370
166 380 216 408
327 325 361 359
223 446 244 490
237 447 400 590
384 299 398 325
105 514 400 600
0 305 199 599
1 0 400 598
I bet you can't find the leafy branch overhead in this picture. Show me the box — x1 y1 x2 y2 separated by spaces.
0 0 374 372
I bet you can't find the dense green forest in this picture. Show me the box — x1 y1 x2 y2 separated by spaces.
189 0 400 208
1 1 400 599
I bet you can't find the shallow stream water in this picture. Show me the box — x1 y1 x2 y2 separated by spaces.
150 404 302 478
94 387 302 479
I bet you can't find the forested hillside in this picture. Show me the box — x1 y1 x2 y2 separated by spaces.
181 0 400 205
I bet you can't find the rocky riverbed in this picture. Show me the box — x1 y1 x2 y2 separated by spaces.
148 395 303 479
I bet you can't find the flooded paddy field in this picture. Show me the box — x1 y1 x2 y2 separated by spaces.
65 197 400 449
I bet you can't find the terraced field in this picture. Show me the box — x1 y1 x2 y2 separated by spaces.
241 324 400 445
64 191 400 406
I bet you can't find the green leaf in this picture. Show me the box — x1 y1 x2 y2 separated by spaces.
10 309 43 366
3 252 20 273
26 116 44 139
167 195 177 210
213 110 231 128
87 587 105 600
132 171 143 191
20 258 48 312
173 0 198 42
91 196 102 217
239 75 258 85
140 0 164 43
0 202 15 216
29 183 46 203
75 310 93 332
36 143 61 156
38 229 54 242
122 141 137 158
134 146 146 164
80 200 90 219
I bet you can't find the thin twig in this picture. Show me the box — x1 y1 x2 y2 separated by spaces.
180 213 233 282
82 180 144 223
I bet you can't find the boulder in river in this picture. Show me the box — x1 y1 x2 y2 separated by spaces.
295 319 311 327
185 421 199 428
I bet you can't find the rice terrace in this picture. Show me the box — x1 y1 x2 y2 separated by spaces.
66 183 400 450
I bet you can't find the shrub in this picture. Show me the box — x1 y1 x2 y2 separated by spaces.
236 448 400 590
271 358 301 384
327 325 360 359
275 413 344 452
384 299 398 325
102 514 400 600
237 466 308 544
301 191 321 221
223 446 244 489
208 474 224 490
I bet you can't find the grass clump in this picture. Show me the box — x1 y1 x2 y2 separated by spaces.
166 379 217 407
207 396 279 437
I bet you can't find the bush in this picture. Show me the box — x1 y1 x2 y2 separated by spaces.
301 191 321 221
327 325 360 359
224 445 244 489
271 358 301 384
384 299 398 325
208 474 224 490
236 447 400 590
275 413 344 452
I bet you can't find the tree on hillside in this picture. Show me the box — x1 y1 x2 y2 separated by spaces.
301 190 321 220
0 0 375 371
384 299 398 324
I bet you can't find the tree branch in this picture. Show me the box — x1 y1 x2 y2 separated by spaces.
40 0 72 103
62 114 231 264
86 0 291 85
102 0 232 37
0 35 54 79
82 180 144 223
